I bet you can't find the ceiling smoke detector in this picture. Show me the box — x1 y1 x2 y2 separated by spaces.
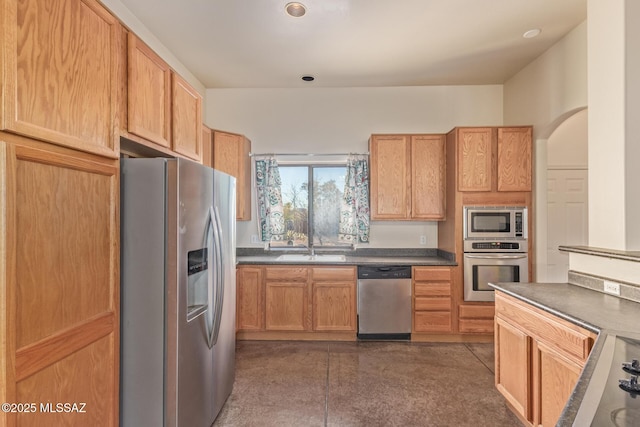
285 2 306 17
523 28 542 39
301 75 315 82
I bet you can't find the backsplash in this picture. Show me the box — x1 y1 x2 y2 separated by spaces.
568 270 640 304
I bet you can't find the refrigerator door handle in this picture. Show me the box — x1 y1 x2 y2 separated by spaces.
204 206 217 349
210 205 225 346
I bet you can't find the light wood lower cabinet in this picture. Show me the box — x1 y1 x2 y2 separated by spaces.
494 291 596 426
459 304 495 334
412 267 452 333
236 265 356 338
0 136 119 426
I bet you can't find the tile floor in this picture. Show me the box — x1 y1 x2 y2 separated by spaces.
213 340 522 427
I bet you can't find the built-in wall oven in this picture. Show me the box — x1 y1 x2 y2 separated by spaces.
463 206 529 302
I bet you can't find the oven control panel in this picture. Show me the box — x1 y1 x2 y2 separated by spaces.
471 241 522 251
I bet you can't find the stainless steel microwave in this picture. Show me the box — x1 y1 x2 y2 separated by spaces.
463 206 528 240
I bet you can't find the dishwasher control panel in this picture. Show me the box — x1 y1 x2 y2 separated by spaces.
357 265 412 279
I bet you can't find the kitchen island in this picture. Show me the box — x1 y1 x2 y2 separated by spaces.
489 281 640 426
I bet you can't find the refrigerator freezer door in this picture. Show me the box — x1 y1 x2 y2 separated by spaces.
173 158 216 427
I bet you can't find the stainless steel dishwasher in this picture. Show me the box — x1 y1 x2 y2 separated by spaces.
357 265 412 340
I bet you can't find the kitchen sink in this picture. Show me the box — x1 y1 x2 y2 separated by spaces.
276 254 346 262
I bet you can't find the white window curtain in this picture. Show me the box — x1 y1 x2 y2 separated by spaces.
339 154 370 244
255 156 285 242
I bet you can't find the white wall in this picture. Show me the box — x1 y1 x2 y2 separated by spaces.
503 21 588 279
547 109 588 169
206 86 504 248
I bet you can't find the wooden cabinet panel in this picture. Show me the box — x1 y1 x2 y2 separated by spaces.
202 125 213 168
414 283 451 296
171 73 202 161
411 135 446 219
236 267 263 331
127 33 171 148
495 293 593 363
0 138 119 426
312 282 356 331
459 304 495 333
495 291 596 426
414 312 452 332
415 297 451 311
264 266 308 282
534 341 582 427
265 282 308 331
495 316 531 421
497 127 532 192
369 135 411 219
412 267 453 333
1 0 122 158
457 128 493 192
311 267 356 281
213 131 252 220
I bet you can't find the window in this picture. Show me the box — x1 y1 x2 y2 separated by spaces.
271 164 349 249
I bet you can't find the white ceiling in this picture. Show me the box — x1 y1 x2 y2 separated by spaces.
118 0 587 89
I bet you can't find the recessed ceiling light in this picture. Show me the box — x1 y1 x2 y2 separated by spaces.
285 2 306 17
301 75 315 82
523 28 541 39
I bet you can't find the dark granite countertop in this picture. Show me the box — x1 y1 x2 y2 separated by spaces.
488 282 640 426
236 247 457 266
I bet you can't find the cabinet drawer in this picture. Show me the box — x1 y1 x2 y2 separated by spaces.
495 293 595 362
459 319 494 333
415 297 451 311
264 267 308 281
311 267 356 281
459 304 495 319
413 267 451 282
415 282 451 297
414 312 452 332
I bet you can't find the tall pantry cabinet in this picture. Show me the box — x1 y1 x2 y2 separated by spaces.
0 0 122 425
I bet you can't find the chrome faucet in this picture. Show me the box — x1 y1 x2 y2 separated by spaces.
309 246 315 256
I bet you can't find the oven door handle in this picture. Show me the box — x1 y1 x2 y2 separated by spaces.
464 254 528 260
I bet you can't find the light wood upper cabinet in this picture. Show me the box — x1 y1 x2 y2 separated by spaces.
213 131 252 221
0 136 120 426
457 128 493 192
454 127 532 192
411 135 446 219
1 0 122 158
127 33 203 161
497 127 532 192
370 134 446 220
127 33 172 148
202 125 213 168
494 291 596 426
171 73 202 162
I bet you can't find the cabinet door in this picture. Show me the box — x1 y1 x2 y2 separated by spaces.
312 282 356 331
236 267 264 331
457 128 493 192
533 341 582 427
0 139 119 426
1 0 122 158
202 125 213 168
497 127 532 192
213 131 252 220
265 282 308 331
172 73 202 162
495 316 532 422
127 33 172 148
411 135 446 219
370 135 411 219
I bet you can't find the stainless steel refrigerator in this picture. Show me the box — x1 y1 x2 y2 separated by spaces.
120 158 236 427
